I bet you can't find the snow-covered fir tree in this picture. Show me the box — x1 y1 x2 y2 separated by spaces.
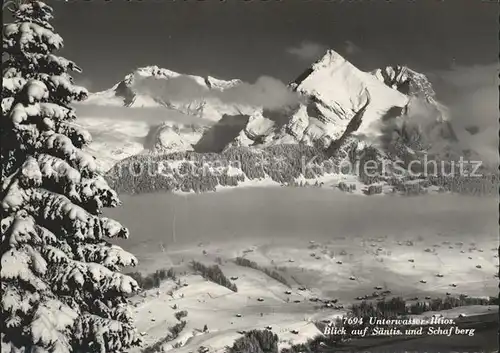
1 1 142 352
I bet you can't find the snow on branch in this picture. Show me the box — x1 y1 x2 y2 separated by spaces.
15 1 55 30
3 22 63 55
1 179 30 213
43 133 97 177
1 247 48 291
98 217 130 239
2 97 15 116
30 298 78 351
35 153 82 199
27 189 103 240
50 260 139 296
19 156 42 188
24 188 129 240
91 300 134 324
73 313 141 353
7 102 78 128
2 76 27 96
39 74 88 103
39 54 82 75
4 212 56 248
77 175 122 210
30 154 119 211
2 67 22 79
75 243 138 271
2 285 41 317
7 102 91 153
21 79 49 104
54 123 92 148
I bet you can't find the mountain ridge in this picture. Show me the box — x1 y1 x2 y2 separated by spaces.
81 50 478 177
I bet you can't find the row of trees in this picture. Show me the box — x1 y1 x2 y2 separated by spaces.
226 329 279 353
225 327 342 353
126 268 176 291
1 1 141 352
142 320 187 353
190 261 238 292
106 140 499 196
351 295 497 320
234 257 290 287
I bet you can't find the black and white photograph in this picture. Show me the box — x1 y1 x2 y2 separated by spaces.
1 0 499 352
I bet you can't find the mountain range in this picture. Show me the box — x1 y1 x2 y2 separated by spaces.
82 50 462 159
78 50 494 195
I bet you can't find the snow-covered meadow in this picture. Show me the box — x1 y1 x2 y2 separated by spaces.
105 188 498 352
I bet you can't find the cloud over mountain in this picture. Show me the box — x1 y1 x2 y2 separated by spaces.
344 40 362 56
433 63 499 166
286 41 328 62
132 74 302 110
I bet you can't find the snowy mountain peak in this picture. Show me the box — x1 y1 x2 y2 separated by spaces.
290 49 351 90
285 48 409 146
313 49 349 70
205 76 242 91
119 66 181 87
135 65 180 78
84 66 252 120
127 66 209 89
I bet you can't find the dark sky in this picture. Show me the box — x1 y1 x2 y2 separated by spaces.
14 0 500 91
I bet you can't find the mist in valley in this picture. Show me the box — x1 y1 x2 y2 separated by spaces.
106 188 498 262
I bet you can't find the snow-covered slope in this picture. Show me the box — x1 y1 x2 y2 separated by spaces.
84 66 252 121
125 230 499 353
290 50 409 141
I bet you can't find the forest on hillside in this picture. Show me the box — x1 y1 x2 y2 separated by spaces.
105 144 499 196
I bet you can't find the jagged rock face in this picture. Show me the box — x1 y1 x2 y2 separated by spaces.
236 50 409 150
372 65 436 100
283 105 309 141
231 51 413 151
371 66 457 162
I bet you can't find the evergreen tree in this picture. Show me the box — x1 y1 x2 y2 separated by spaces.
226 330 279 353
1 1 141 352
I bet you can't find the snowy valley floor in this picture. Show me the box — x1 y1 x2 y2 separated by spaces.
104 189 498 352
123 232 498 352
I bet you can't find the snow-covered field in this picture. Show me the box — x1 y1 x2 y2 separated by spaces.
126 236 498 353
105 189 498 353
129 261 331 353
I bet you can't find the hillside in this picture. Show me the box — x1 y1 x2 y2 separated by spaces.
125 234 499 353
